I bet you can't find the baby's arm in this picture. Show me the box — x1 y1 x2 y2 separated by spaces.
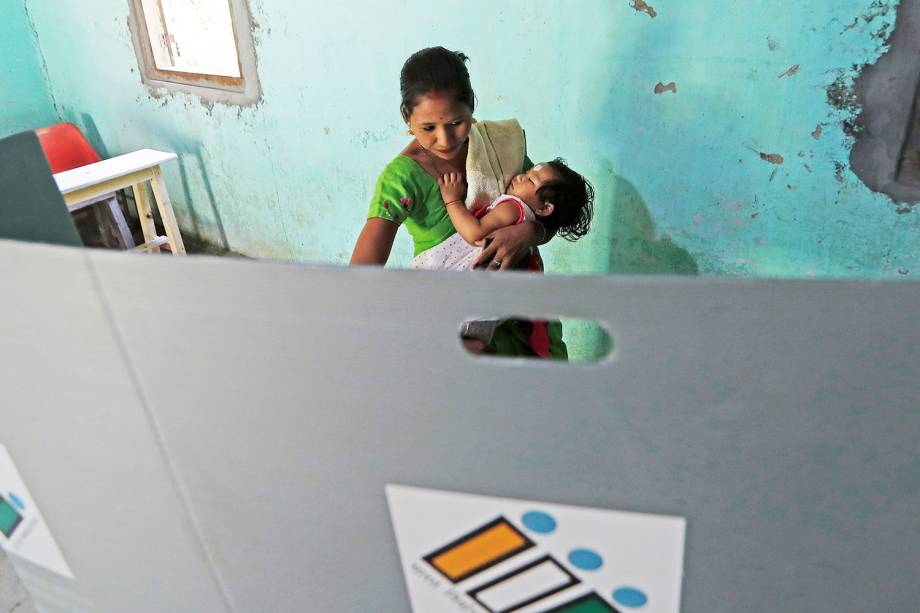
438 172 519 245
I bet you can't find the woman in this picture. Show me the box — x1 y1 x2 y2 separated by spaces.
350 46 565 359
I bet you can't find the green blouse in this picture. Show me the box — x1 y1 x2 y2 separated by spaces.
366 155 455 257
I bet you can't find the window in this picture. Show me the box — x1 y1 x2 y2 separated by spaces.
129 0 260 105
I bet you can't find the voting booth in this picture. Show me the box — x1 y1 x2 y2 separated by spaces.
1 238 918 612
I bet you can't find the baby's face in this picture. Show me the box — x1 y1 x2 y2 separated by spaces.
506 163 559 212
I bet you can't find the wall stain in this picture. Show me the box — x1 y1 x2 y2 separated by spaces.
842 118 861 138
767 36 778 51
654 82 677 94
834 161 847 183
826 2 897 120
778 64 800 78
870 21 893 41
845 0 920 210
630 0 657 18
811 124 823 139
862 0 893 24
759 152 785 164
357 130 387 148
826 69 860 114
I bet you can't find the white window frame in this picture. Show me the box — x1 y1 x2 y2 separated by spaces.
127 0 261 106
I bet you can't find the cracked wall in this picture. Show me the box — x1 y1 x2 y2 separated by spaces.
0 0 56 136
10 0 920 279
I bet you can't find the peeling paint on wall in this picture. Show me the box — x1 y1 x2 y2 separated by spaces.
630 0 657 19
654 82 677 94
759 152 785 165
826 70 860 115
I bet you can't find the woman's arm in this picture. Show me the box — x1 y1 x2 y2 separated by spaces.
350 218 399 266
473 221 553 270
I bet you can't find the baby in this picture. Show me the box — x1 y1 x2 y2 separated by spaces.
410 158 594 270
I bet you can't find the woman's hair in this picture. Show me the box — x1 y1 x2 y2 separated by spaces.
400 47 476 120
536 159 595 241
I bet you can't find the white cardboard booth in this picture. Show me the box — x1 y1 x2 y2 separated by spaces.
1 239 918 612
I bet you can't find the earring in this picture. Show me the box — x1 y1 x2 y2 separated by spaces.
471 117 477 124
407 129 413 136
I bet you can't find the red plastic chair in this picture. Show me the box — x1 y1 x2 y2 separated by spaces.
35 123 101 173
34 123 135 248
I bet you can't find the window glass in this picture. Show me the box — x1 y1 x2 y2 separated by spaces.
139 0 241 78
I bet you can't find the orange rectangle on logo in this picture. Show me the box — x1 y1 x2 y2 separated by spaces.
424 517 534 583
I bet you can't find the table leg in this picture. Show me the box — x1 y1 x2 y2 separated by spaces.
106 196 136 249
149 167 187 256
132 182 161 253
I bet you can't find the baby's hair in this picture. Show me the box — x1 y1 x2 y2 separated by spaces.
536 159 594 241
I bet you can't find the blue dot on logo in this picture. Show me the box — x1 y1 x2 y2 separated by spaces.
568 548 603 570
613 587 648 608
521 511 556 534
8 493 25 511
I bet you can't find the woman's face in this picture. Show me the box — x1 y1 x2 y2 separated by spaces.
407 93 473 161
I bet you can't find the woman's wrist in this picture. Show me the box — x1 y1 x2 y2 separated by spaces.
444 199 464 207
531 220 547 245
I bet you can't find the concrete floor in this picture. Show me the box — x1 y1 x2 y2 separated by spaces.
0 549 37 613
72 201 245 258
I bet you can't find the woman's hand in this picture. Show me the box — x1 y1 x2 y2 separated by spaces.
473 221 540 271
437 172 466 205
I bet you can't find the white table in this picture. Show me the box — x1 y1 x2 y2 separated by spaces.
54 149 186 255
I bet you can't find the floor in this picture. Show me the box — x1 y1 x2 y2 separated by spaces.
0 549 37 613
72 193 245 257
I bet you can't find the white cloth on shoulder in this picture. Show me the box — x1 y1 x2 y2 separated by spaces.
464 119 526 212
410 195 535 271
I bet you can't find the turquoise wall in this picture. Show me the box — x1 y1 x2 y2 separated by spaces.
0 0 56 137
19 0 918 279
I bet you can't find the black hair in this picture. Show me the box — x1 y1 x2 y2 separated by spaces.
535 159 595 241
400 47 476 121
